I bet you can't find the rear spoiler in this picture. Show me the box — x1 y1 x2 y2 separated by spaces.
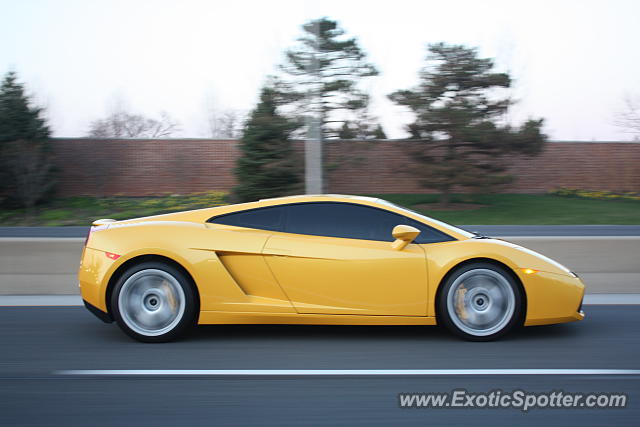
92 219 117 227
85 219 117 246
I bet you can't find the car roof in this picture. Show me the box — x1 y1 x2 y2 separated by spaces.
114 193 471 241
259 194 384 204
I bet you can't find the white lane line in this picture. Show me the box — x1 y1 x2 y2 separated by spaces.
0 295 83 306
584 294 640 305
55 369 640 376
0 237 85 242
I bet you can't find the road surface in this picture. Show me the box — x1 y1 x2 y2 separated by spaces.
0 305 638 426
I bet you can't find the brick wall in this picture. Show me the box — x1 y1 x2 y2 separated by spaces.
50 138 640 196
51 138 240 196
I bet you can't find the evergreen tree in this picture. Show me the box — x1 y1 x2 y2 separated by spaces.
338 122 357 140
233 84 300 202
337 120 387 140
0 71 54 211
373 124 387 139
280 17 379 139
337 106 387 140
389 43 546 205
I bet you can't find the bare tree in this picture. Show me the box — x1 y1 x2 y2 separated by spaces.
206 108 244 139
202 91 245 139
88 110 180 138
615 95 640 140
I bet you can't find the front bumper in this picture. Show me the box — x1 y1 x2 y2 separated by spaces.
523 271 586 326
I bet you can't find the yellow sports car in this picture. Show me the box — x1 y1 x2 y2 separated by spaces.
79 194 585 342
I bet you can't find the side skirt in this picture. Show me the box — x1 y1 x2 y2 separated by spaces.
198 311 437 325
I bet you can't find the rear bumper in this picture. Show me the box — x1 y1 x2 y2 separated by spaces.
78 247 112 312
83 299 113 323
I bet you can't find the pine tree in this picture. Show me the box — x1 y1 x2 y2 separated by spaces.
280 17 379 139
373 124 387 139
233 84 300 202
337 120 387 140
0 71 55 211
338 122 357 140
389 43 546 205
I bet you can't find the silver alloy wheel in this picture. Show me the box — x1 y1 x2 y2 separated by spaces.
446 268 516 337
118 269 186 337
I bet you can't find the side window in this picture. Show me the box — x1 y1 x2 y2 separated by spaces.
208 206 286 231
285 202 453 243
400 217 455 244
286 203 395 240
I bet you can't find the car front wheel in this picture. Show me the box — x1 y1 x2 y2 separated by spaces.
438 263 524 341
111 262 198 342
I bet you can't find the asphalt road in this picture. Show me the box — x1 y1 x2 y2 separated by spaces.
1 305 638 426
1 225 640 237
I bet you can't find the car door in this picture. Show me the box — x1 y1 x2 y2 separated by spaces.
262 202 429 316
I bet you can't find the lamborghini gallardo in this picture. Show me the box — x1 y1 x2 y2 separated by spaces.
79 195 585 342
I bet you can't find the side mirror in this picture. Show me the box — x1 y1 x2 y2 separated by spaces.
391 225 421 251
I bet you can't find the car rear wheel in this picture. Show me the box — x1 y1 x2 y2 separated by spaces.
437 262 524 341
111 262 198 342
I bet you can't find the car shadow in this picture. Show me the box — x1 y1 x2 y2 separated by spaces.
187 322 582 343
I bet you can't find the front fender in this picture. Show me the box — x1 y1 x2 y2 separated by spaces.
423 238 584 324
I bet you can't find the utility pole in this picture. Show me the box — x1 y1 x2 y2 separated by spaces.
304 20 323 194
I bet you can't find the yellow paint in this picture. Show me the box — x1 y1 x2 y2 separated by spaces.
198 311 438 325
78 194 585 328
263 233 428 315
391 224 421 251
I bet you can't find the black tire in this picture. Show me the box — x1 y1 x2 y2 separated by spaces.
437 262 524 341
111 261 198 343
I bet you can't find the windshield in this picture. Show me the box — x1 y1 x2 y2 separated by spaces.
375 198 475 239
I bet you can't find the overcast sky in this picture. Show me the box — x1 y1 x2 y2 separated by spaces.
1 0 638 140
